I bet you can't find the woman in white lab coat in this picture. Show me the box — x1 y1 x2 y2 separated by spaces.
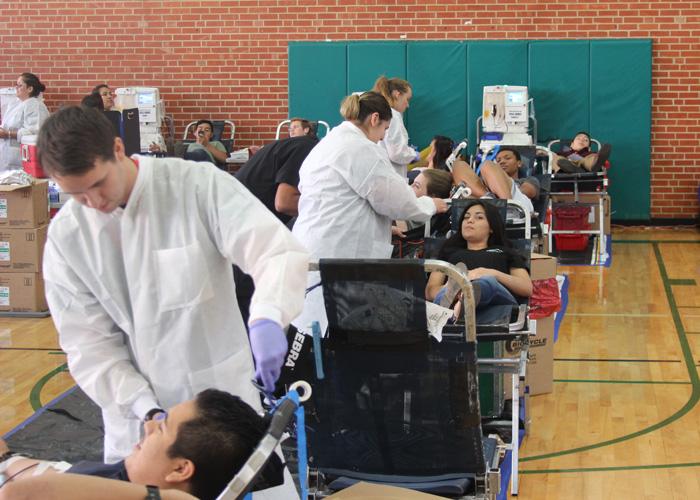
373 75 418 178
291 91 448 334
0 73 50 172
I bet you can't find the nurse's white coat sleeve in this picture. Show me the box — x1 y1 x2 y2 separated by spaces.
17 100 49 142
357 159 436 222
43 238 159 420
202 168 309 327
383 115 416 166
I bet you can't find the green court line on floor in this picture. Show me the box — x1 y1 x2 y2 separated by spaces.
523 242 700 463
669 279 697 286
29 363 68 411
554 379 690 385
521 461 700 475
554 358 680 363
49 351 66 355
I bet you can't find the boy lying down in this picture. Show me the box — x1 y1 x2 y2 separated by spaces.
0 389 283 500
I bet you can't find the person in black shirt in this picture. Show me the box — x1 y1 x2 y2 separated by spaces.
234 134 318 324
235 134 318 225
426 200 532 312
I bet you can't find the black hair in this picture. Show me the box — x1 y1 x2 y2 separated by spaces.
496 146 521 162
20 73 46 98
439 200 509 258
573 131 591 141
195 119 215 137
37 106 117 176
92 84 110 95
431 135 454 170
80 93 104 111
167 389 283 500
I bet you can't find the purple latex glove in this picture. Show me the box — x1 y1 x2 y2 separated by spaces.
249 319 288 392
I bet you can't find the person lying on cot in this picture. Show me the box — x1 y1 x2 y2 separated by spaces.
552 131 611 173
452 146 539 215
425 200 532 318
0 389 283 500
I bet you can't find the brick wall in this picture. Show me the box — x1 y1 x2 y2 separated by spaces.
1 1 698 219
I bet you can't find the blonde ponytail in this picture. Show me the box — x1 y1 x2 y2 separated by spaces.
372 75 411 107
340 91 392 123
340 94 362 121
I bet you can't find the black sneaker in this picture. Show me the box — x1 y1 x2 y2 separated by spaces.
592 143 612 172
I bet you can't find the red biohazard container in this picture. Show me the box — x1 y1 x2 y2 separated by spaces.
21 135 46 178
554 205 590 251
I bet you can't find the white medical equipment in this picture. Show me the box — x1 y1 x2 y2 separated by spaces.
114 87 167 153
444 139 468 172
0 87 19 120
477 85 536 153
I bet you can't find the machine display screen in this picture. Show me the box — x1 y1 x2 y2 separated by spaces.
137 93 155 105
507 91 526 104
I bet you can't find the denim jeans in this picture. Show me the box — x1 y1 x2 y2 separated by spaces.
474 275 518 309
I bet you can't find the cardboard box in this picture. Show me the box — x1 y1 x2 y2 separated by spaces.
504 252 557 397
327 482 446 499
530 252 557 281
0 273 47 312
551 193 611 234
0 180 49 228
0 225 48 273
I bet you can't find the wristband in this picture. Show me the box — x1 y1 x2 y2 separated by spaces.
145 485 161 500
144 408 165 421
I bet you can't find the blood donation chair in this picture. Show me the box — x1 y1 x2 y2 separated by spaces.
546 138 611 259
303 259 502 499
436 198 534 495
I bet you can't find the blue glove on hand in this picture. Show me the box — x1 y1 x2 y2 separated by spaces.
249 319 288 393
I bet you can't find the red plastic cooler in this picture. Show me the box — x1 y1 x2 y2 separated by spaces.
21 135 46 178
554 205 590 251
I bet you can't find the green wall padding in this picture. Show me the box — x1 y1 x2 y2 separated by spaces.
288 42 347 127
529 41 590 143
590 40 652 220
467 42 528 150
406 42 468 150
347 42 406 95
289 39 652 220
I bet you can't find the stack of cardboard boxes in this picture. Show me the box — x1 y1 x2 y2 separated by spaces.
0 180 49 313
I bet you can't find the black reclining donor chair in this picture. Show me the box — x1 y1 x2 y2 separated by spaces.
303 259 502 499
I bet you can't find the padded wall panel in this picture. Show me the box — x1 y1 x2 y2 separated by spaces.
288 42 347 127
406 42 467 149
528 41 590 143
347 42 406 95
591 40 652 220
467 42 528 152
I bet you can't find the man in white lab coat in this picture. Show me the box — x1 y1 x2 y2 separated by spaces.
37 106 309 472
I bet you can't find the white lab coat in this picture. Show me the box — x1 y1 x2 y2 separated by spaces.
291 120 435 334
43 156 309 466
0 97 49 172
379 108 416 178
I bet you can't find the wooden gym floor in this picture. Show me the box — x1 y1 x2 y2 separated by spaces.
0 227 699 499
